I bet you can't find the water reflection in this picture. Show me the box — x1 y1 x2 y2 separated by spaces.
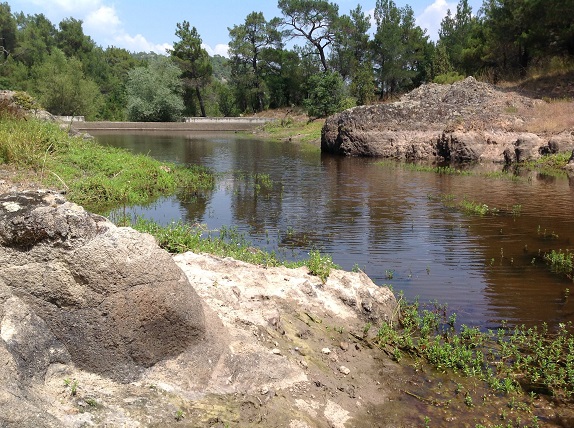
94 131 574 330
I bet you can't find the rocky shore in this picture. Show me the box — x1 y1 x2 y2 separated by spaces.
0 190 409 427
322 77 574 164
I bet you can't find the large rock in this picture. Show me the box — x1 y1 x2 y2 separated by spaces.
0 190 205 383
322 77 571 164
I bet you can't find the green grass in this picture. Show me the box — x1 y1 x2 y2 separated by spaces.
129 219 340 280
0 113 214 212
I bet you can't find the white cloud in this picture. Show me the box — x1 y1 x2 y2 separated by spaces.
416 0 456 40
115 33 172 54
84 6 121 36
21 0 172 54
202 43 229 58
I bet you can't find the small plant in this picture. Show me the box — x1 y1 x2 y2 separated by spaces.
544 249 573 274
64 378 79 396
464 392 474 407
385 269 395 280
175 409 185 421
306 250 338 283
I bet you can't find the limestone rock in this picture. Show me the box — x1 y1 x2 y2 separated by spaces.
321 77 568 164
0 190 205 383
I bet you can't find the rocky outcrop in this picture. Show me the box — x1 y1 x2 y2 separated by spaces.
0 191 206 384
322 77 574 163
0 190 405 427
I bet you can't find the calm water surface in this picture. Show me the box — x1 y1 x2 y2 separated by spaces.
94 131 574 330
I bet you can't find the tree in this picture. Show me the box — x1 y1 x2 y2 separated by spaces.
330 5 374 105
31 48 102 118
125 56 184 122
13 13 57 68
436 0 478 75
371 0 429 99
278 0 339 72
169 21 212 117
0 2 16 60
303 71 345 118
228 12 282 112
56 18 95 59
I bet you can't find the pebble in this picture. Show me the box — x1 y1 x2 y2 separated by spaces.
321 348 331 354
260 386 269 395
339 366 350 375
339 341 349 351
272 348 282 355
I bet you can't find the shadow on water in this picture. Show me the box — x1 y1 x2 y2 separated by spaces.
94 131 574 331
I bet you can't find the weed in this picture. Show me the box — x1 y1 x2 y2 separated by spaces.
175 409 185 421
64 378 79 396
306 249 339 283
0 115 214 213
544 249 573 274
385 269 395 280
375 298 574 399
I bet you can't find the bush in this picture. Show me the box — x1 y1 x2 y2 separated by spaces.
433 72 466 85
303 71 346 118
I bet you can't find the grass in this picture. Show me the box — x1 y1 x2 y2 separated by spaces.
129 219 340 281
256 115 324 146
0 110 214 212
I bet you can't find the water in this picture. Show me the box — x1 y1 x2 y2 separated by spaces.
94 131 574 331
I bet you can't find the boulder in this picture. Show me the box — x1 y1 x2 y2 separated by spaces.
0 190 205 383
513 133 545 162
321 77 569 164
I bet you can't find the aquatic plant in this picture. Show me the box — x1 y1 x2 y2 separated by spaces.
376 299 574 399
544 249 573 274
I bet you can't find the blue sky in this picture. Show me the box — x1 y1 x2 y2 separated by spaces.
9 0 483 56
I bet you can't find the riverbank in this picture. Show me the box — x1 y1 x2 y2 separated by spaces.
2 90 574 426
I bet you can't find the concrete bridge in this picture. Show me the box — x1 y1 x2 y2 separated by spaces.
66 117 275 132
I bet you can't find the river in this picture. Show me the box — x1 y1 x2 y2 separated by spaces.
93 131 574 331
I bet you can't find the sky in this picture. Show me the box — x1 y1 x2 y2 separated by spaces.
8 0 484 57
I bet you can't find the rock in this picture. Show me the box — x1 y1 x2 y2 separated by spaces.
321 77 564 164
338 366 351 375
514 134 544 162
0 190 206 383
546 132 574 154
0 191 406 427
566 150 574 171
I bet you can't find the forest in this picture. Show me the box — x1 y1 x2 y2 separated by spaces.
0 0 572 121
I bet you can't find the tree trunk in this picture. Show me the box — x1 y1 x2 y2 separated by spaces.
196 86 206 117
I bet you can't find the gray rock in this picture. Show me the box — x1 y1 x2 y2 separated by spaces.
0 191 205 383
514 134 544 162
321 77 564 164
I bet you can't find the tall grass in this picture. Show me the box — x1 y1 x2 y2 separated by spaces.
0 112 213 212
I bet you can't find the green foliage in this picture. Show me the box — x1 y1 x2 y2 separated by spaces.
372 0 431 98
0 2 17 58
30 49 102 119
170 21 212 117
433 71 466 84
0 115 213 211
228 12 281 113
544 249 573 274
278 0 339 72
377 299 574 398
303 71 346 118
126 57 185 122
306 250 338 283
